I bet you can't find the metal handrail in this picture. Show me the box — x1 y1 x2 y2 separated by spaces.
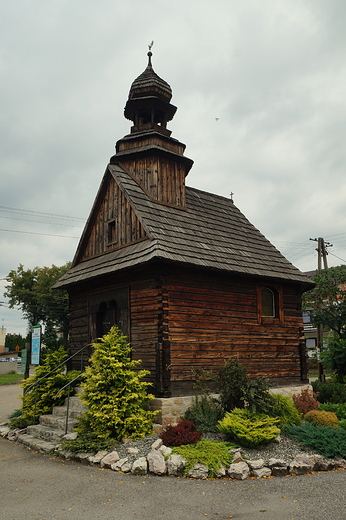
55 372 85 435
25 343 90 424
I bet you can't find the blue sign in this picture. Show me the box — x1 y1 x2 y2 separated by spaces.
31 326 41 365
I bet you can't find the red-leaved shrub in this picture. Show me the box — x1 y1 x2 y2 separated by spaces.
160 419 202 447
292 389 320 415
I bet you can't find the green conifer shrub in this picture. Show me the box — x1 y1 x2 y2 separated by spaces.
77 326 157 440
312 380 346 404
170 439 236 477
217 408 280 448
10 347 80 428
183 395 224 432
270 394 301 427
319 402 346 421
285 422 346 458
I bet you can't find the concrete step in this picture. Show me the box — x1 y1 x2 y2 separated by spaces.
62 395 87 412
17 433 59 454
52 406 84 419
39 414 78 432
26 424 67 442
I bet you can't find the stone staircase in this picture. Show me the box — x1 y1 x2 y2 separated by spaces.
18 394 87 453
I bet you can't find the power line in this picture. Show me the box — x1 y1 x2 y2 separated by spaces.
0 228 79 238
0 215 83 228
0 206 84 222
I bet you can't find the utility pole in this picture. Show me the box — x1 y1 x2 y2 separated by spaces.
309 237 333 382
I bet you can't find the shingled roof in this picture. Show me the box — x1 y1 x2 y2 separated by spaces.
54 163 313 289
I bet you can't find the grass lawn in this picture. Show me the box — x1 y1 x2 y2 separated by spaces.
0 373 23 386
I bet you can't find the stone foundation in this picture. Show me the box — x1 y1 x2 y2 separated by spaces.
148 384 312 430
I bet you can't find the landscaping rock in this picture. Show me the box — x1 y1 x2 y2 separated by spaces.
111 457 132 472
0 425 10 437
63 432 78 441
247 459 265 470
75 452 95 464
89 450 109 465
151 438 163 450
290 454 314 475
271 466 289 477
228 461 250 480
159 445 172 456
101 451 120 468
214 465 227 478
187 463 209 479
127 447 139 455
166 454 187 476
131 457 148 475
252 467 272 478
147 449 166 475
268 458 287 468
232 451 245 463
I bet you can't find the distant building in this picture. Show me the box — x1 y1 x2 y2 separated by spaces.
0 326 6 353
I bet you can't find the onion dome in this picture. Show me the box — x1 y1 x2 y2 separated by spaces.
128 51 172 102
124 51 177 130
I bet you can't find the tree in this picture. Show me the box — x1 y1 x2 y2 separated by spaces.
77 326 157 440
4 262 71 345
5 333 27 352
303 265 346 381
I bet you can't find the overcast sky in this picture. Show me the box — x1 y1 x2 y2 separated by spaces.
1 0 346 335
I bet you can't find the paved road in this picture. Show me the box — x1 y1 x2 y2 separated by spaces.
0 383 23 423
1 384 346 519
1 437 345 520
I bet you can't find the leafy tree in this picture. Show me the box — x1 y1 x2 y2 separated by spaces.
4 263 71 345
303 265 346 381
5 333 27 352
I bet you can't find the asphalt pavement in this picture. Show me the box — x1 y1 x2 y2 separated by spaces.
1 385 346 520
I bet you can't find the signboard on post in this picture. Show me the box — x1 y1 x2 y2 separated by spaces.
21 349 27 374
31 325 41 365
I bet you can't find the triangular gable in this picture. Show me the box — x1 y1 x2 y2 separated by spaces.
73 166 148 265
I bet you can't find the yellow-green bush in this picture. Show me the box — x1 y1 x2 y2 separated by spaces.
304 410 340 428
217 408 280 448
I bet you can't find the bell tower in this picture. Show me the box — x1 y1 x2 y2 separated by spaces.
111 50 193 208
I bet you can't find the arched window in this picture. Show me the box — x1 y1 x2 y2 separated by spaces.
261 287 276 318
96 300 117 338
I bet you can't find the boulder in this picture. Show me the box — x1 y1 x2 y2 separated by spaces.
271 466 289 477
166 454 187 477
159 445 172 457
111 457 132 472
289 454 313 475
228 461 250 480
131 457 148 475
147 449 166 475
127 447 139 455
89 450 109 464
100 451 120 468
268 458 287 468
187 463 209 479
247 459 265 470
252 467 272 478
214 465 227 478
151 438 163 450
63 432 78 441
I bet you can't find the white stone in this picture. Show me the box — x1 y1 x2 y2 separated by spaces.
100 451 120 468
147 449 166 475
0 426 10 437
151 438 163 450
63 432 78 441
187 463 209 479
214 465 227 478
289 454 313 475
232 451 244 463
111 457 129 471
159 445 172 456
228 462 250 480
127 447 139 455
131 457 148 475
88 450 109 464
166 454 187 476
268 458 287 468
247 459 265 470
252 467 272 478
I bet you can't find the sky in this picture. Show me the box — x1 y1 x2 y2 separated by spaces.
1 0 346 335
